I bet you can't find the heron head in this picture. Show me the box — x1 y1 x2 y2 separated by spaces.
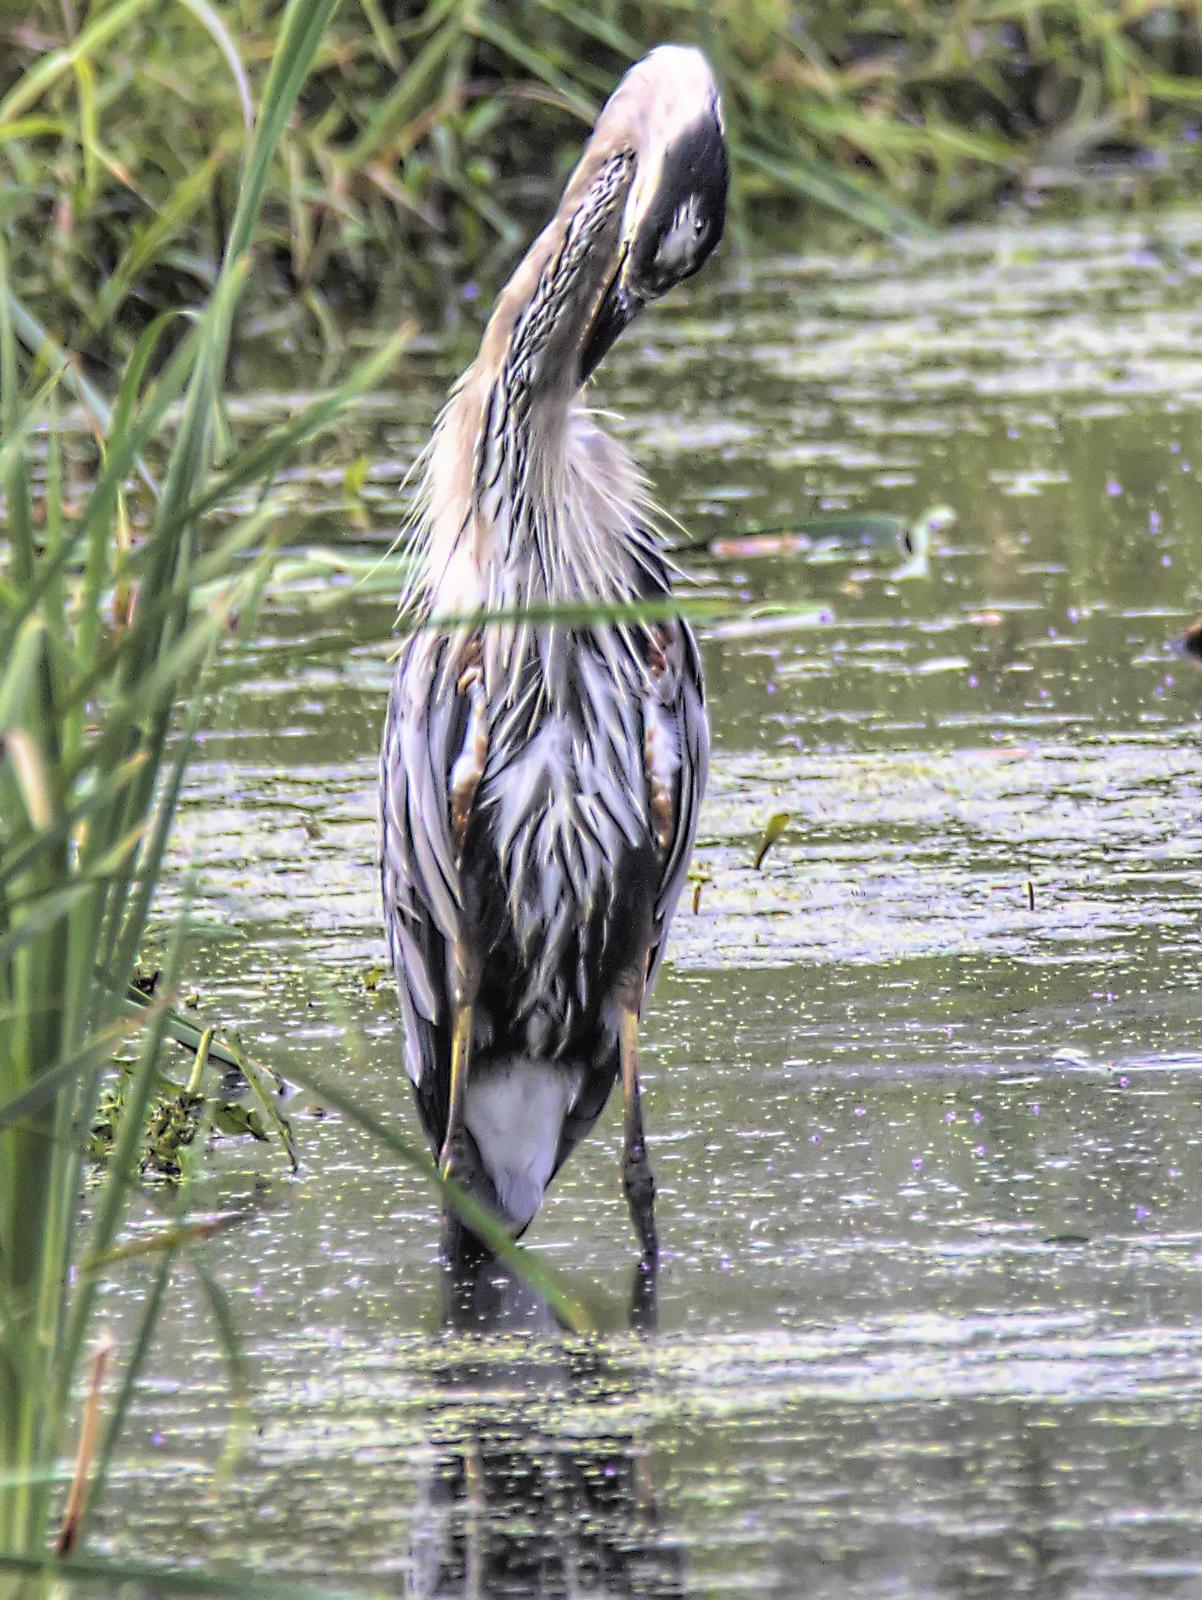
578 46 727 381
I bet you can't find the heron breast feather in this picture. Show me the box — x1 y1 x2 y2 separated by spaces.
485 714 644 896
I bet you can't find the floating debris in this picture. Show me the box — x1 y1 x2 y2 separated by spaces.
709 607 834 641
687 867 712 913
891 504 957 580
693 504 956 582
703 512 911 559
90 980 299 1179
753 812 791 871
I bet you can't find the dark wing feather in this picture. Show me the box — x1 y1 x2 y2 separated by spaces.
552 616 708 1178
378 631 468 1151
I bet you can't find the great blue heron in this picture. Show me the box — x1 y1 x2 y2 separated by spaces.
379 45 727 1263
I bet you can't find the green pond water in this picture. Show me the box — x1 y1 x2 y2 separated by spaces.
96 209 1202 1596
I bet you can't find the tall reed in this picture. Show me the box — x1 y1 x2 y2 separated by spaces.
0 0 352 1583
7 0 1202 360
0 0 607 1570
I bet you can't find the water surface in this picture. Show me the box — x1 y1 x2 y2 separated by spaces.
99 210 1202 1597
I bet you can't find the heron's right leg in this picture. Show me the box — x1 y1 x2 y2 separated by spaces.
619 1006 658 1263
628 1255 658 1335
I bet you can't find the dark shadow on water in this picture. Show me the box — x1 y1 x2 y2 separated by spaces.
407 1259 687 1599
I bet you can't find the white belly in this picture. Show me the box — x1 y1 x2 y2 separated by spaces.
464 1060 583 1230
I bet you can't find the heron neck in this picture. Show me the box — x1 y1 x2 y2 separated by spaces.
473 388 650 607
476 147 635 407
420 172 650 615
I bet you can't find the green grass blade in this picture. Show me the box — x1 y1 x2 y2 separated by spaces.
0 1549 374 1598
0 1015 143 1132
175 0 254 132
0 0 158 127
90 147 233 330
284 1056 597 1333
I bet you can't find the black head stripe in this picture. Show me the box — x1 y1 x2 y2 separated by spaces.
628 108 728 296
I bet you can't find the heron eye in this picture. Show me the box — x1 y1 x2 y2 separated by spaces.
693 217 706 237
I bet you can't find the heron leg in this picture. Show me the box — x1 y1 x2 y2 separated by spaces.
619 1007 657 1263
439 1003 475 1263
628 1255 658 1336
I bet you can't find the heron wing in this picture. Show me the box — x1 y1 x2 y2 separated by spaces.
378 630 473 1146
551 617 707 1182
645 617 709 994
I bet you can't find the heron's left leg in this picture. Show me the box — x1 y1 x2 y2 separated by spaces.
439 1003 475 1262
441 1004 473 1176
619 1006 657 1262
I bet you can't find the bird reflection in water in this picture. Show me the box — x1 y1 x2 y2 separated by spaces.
405 1262 686 1599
